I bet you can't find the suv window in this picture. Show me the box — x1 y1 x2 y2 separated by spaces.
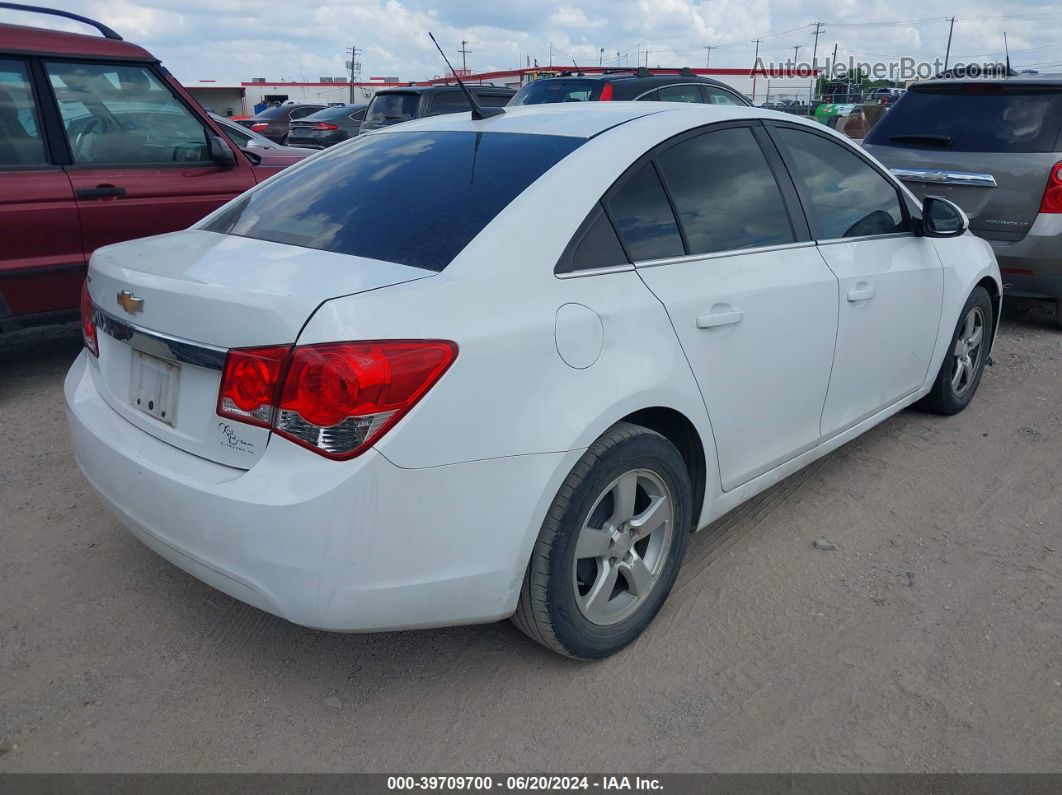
366 93 420 123
702 86 744 105
219 120 254 147
864 85 1062 153
776 127 908 239
478 93 513 108
656 127 793 255
0 58 47 167
510 79 599 105
607 162 684 261
657 84 702 103
47 61 211 166
205 130 582 271
427 91 469 116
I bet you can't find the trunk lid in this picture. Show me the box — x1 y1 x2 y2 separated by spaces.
87 230 431 468
864 81 1062 242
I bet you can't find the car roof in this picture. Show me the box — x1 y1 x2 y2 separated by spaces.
0 22 153 60
363 101 796 139
374 85 515 95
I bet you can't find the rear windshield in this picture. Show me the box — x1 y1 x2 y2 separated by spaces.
865 85 1062 153
301 105 358 121
249 105 289 120
204 131 583 271
510 79 602 105
365 93 421 123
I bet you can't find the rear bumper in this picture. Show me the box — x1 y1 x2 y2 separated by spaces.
65 351 574 631
986 214 1062 299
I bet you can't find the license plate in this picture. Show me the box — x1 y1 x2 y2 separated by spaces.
130 350 180 426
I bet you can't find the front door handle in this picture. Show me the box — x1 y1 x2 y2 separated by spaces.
696 309 744 329
846 286 876 302
76 185 127 199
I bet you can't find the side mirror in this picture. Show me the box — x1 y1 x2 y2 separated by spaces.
208 134 237 168
921 196 968 238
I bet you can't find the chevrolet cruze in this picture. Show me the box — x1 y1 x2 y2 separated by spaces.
66 102 1001 659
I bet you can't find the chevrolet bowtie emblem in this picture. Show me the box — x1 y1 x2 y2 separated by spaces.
117 290 144 315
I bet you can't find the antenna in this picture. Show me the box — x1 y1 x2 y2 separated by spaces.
1003 31 1011 74
428 32 504 120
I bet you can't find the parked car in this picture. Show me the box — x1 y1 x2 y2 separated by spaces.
359 85 515 133
821 81 864 103
237 103 326 143
285 104 367 149
209 113 315 168
864 75 1062 324
509 68 749 106
0 4 292 331
69 101 1000 659
867 86 905 105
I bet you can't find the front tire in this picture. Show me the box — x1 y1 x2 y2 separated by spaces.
916 285 993 415
512 422 692 660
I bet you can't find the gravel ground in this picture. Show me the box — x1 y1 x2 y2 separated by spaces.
1 300 1060 772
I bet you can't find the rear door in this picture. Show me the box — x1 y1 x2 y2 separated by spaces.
864 83 1062 243
625 122 839 491
769 123 943 437
44 59 255 256
0 56 82 319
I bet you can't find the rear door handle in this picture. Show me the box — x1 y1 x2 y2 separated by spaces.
696 309 744 329
76 185 127 199
846 286 876 302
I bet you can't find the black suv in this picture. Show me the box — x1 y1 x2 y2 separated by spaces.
508 68 750 106
360 85 516 133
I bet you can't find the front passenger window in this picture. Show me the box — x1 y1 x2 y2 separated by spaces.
46 61 211 166
0 59 48 167
775 127 909 239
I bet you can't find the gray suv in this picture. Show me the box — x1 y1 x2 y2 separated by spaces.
864 75 1062 325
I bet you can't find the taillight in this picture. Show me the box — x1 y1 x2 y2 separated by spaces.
313 122 339 130
250 122 268 132
598 83 614 101
217 340 457 459
80 281 98 357
1039 161 1062 213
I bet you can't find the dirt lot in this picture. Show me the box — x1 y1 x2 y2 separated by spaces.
1 300 1060 773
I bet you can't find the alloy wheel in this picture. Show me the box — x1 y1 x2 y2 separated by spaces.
572 469 675 626
951 306 985 396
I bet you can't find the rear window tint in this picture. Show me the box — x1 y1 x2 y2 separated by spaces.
865 85 1062 153
249 106 289 120
205 131 583 271
510 80 600 105
366 93 420 123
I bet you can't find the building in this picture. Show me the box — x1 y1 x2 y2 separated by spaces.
183 65 818 116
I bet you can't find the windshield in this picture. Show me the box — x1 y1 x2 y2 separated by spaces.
365 93 420 123
204 131 584 271
302 106 359 122
510 79 602 105
865 85 1062 153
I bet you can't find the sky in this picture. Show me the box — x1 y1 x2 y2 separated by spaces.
2 0 1061 85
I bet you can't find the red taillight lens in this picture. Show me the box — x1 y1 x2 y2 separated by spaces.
80 281 98 357
217 340 457 459
313 122 339 130
250 122 268 132
598 83 614 101
1039 161 1062 213
217 346 289 427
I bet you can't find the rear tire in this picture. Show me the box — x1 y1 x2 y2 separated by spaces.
512 422 692 660
916 286 993 415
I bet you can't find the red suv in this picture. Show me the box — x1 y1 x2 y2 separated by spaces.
0 4 298 330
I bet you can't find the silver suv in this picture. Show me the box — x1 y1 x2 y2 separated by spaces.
864 75 1062 326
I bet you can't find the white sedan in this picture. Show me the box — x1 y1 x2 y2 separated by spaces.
66 103 1000 659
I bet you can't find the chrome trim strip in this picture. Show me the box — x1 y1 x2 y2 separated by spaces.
816 232 916 247
890 167 997 188
633 241 817 269
93 306 228 371
555 263 636 279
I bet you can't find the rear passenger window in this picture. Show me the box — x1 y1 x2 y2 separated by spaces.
0 58 48 167
776 127 909 239
701 86 744 105
606 162 684 261
636 89 660 102
427 92 470 116
478 94 513 108
656 127 794 254
658 85 702 103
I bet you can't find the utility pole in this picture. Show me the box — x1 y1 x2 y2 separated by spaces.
810 21 824 101
944 17 956 72
549 42 553 67
792 45 801 67
599 47 604 66
703 44 712 68
751 38 762 103
345 44 361 103
458 40 471 74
